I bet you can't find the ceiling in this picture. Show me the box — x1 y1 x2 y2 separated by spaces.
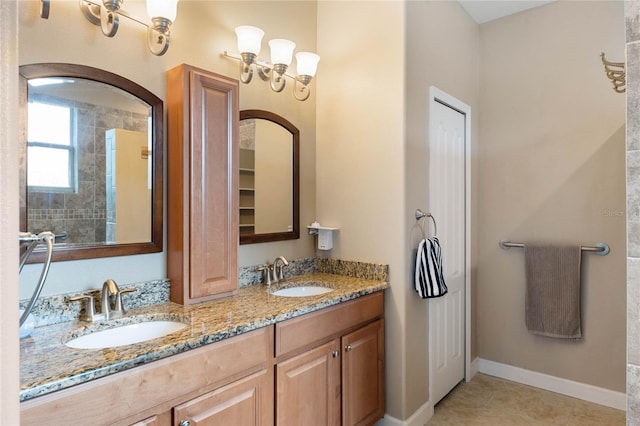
457 0 556 24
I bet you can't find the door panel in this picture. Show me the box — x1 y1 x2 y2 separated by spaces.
429 97 466 405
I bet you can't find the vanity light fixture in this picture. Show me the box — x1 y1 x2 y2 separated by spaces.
224 25 320 101
38 0 179 56
268 38 296 93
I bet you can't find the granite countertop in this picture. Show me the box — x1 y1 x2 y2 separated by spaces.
20 273 388 402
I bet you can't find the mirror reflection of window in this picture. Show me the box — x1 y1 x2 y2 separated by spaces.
27 101 76 192
20 63 164 262
26 77 152 245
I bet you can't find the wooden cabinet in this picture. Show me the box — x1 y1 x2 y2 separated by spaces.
174 369 272 426
341 320 385 426
166 64 239 305
21 327 273 426
275 293 385 426
21 293 385 426
276 340 341 426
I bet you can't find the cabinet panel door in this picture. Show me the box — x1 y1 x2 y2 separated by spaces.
188 69 239 300
173 368 272 426
342 319 385 426
276 340 340 426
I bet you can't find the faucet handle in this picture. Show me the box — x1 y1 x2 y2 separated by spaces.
255 264 273 286
67 294 98 322
113 288 136 315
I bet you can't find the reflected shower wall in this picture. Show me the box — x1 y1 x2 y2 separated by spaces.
27 94 148 244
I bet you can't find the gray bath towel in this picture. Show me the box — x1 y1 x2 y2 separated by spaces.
524 244 582 339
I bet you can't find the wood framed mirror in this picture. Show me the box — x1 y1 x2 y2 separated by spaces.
239 110 300 244
19 63 163 262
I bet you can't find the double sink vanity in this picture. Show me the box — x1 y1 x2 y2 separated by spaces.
20 273 387 425
19 62 387 425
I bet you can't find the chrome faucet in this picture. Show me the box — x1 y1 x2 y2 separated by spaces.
101 279 121 320
68 279 135 322
255 256 289 286
272 256 289 283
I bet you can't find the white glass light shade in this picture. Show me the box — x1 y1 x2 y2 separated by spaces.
296 52 320 77
269 39 296 66
235 26 264 55
146 0 179 22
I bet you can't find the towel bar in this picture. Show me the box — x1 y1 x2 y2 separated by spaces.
499 240 610 256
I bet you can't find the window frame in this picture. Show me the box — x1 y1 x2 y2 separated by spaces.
26 100 78 193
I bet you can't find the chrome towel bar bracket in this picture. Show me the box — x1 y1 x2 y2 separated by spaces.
499 240 610 256
415 209 437 238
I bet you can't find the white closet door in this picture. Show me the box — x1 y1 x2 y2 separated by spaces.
429 97 466 406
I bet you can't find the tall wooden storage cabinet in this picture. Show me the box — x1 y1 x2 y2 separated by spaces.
166 64 239 304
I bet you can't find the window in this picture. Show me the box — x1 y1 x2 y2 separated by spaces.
27 101 76 192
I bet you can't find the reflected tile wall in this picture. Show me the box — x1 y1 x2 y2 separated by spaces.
26 94 147 244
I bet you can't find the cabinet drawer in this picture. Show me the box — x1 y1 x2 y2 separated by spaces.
275 292 384 358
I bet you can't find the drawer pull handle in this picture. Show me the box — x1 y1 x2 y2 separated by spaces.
332 350 340 358
179 420 191 426
345 345 353 352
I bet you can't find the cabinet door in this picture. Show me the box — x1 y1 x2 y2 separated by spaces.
167 64 239 304
276 340 341 426
173 369 272 426
188 69 238 300
342 319 385 426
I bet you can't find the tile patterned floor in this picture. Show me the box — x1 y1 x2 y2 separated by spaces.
426 373 625 425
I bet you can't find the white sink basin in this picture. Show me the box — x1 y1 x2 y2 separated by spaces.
65 320 187 349
271 285 334 297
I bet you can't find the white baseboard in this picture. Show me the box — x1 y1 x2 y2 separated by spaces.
478 358 626 411
469 356 480 380
375 399 434 426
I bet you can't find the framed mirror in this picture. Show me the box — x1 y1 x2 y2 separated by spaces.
19 63 163 263
239 110 299 244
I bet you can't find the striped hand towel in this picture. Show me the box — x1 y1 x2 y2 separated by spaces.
414 237 448 299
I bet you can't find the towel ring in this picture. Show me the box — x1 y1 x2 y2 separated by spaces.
415 209 437 238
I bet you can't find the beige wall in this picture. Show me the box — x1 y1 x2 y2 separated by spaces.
1 1 20 423
405 2 480 416
17 0 317 298
477 1 626 392
318 0 478 421
316 0 407 419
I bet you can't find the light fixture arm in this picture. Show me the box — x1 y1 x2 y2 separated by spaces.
100 5 120 37
294 76 313 101
40 0 50 19
239 52 257 83
79 0 101 24
270 64 288 93
148 17 172 56
41 0 174 56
